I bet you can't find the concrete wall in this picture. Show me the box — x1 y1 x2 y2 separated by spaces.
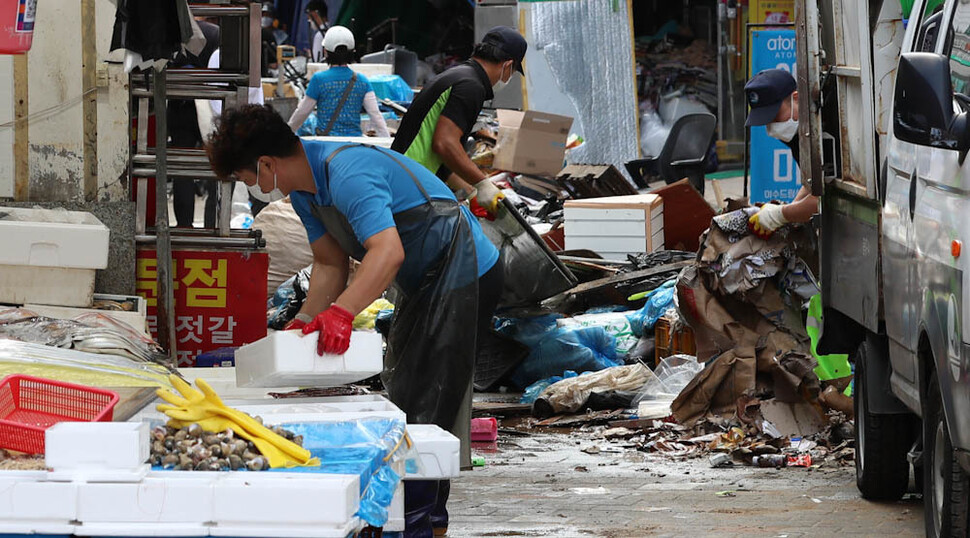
0 1 130 203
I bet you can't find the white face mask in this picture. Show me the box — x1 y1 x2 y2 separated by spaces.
492 62 512 93
247 161 284 203
766 95 798 142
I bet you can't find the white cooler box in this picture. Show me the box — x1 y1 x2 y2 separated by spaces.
235 330 383 388
0 207 109 307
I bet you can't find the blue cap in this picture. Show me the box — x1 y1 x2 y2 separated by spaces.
482 26 527 74
744 69 797 126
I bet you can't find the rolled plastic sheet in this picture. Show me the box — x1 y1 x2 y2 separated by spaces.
529 0 640 174
0 339 173 387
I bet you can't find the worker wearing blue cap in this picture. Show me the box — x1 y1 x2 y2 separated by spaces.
744 68 818 238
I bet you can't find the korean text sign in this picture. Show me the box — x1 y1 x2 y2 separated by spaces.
136 248 268 367
749 29 800 205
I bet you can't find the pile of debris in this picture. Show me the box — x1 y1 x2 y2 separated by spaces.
487 205 855 470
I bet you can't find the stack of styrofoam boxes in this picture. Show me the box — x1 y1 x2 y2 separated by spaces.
228 397 461 532
234 330 384 388
563 194 665 262
0 206 110 307
128 394 461 534
0 422 363 537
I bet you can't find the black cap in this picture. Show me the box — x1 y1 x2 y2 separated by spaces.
744 69 796 126
481 26 527 74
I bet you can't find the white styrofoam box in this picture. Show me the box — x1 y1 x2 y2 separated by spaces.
225 394 407 425
564 194 664 261
75 522 208 537
0 265 97 307
210 519 360 538
302 135 393 148
46 422 149 479
0 207 109 306
385 481 404 532
75 475 215 532
235 330 383 388
0 476 77 527
305 62 393 78
0 207 110 269
211 473 358 530
404 424 460 480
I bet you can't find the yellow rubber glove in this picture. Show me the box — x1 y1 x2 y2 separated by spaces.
157 375 314 466
166 415 318 469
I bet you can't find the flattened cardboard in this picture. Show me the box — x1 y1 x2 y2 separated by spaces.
493 109 573 177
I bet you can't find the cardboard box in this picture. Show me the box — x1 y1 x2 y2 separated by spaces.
493 109 573 177
563 194 664 261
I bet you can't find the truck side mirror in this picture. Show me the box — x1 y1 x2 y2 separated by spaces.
893 52 961 149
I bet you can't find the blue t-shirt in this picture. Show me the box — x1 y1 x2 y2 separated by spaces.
290 139 500 278
305 66 373 136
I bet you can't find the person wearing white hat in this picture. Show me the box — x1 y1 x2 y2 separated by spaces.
287 25 389 138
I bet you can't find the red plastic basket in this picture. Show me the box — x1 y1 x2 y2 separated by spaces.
0 375 120 454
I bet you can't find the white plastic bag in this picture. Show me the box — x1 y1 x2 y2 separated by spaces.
640 109 670 158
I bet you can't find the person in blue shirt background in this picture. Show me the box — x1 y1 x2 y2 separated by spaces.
207 104 502 537
287 25 390 138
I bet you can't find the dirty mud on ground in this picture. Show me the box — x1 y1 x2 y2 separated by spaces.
448 415 923 537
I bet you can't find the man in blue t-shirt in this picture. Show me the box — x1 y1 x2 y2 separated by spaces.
207 105 502 536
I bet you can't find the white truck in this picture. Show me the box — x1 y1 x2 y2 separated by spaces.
796 0 970 534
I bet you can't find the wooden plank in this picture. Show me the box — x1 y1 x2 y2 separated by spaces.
472 402 533 417
13 54 27 201
81 0 98 201
554 260 691 298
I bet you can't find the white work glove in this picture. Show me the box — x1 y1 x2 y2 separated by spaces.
472 176 506 215
748 203 788 239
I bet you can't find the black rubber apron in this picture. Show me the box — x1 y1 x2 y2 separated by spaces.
307 145 478 462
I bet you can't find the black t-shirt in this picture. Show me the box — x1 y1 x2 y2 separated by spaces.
391 60 493 180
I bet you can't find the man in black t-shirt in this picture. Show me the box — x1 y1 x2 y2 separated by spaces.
392 26 526 217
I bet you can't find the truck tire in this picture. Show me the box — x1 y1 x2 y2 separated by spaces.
924 374 969 538
854 338 913 500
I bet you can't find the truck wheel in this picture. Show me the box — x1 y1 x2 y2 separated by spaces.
854 338 913 500
924 374 969 538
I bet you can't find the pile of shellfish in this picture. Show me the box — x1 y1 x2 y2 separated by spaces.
148 422 304 471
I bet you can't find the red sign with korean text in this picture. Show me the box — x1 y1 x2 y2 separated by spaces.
136 248 268 367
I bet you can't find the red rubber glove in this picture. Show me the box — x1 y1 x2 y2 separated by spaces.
302 305 355 356
283 318 307 331
469 198 496 221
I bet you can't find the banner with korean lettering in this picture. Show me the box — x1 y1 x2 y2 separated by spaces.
749 29 800 204
136 248 268 367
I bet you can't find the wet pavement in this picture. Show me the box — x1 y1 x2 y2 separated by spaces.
448 427 924 537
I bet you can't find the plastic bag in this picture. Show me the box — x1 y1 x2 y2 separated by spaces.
633 354 704 405
354 299 395 330
628 280 677 336
640 108 670 158
520 370 578 404
495 314 563 349
368 74 415 104
276 418 412 528
557 311 638 356
535 363 651 415
267 265 312 330
506 325 620 390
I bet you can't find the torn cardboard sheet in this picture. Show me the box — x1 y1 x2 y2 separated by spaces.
671 347 757 426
